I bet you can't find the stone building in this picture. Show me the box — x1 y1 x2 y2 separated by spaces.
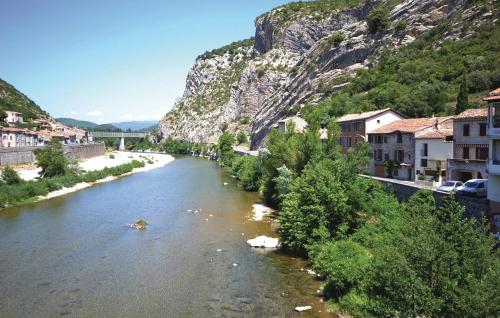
337 108 405 152
1 128 38 147
368 117 452 181
5 111 24 124
447 109 489 182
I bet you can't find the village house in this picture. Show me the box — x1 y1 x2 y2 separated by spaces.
337 108 405 152
5 111 24 124
368 117 453 181
414 129 454 185
277 116 308 133
447 108 489 182
1 128 38 147
484 88 500 226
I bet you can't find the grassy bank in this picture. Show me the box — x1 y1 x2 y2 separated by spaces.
0 160 145 209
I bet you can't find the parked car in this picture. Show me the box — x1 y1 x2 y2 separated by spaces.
437 181 463 193
455 179 488 197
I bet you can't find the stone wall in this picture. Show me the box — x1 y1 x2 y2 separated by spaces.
0 143 105 165
364 175 490 221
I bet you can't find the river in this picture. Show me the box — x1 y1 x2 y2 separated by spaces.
0 157 329 317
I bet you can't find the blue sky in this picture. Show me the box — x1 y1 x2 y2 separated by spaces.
0 0 290 123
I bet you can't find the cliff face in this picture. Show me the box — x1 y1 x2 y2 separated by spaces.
159 0 496 148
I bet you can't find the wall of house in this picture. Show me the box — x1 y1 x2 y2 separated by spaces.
415 138 453 180
453 119 488 157
0 143 105 165
369 132 415 180
365 112 405 134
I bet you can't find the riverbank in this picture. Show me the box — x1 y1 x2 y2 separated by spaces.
37 152 174 202
0 152 174 209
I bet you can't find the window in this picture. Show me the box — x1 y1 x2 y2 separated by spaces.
375 135 384 144
383 136 387 143
384 153 389 160
479 123 487 136
394 150 404 162
463 147 470 159
397 133 403 143
421 159 428 167
423 143 428 157
374 149 383 161
368 135 373 143
476 147 488 160
339 136 352 148
463 124 470 136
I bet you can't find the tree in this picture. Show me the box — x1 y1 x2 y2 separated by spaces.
366 7 389 34
456 74 468 115
217 132 235 167
0 110 7 122
236 131 248 145
384 159 400 178
34 139 69 178
1 166 22 185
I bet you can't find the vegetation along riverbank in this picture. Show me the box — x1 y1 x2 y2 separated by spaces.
136 120 500 317
0 140 174 209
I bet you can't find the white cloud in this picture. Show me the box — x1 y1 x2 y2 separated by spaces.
87 110 103 117
70 111 79 115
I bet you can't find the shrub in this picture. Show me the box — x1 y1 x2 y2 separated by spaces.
1 166 22 185
333 33 344 46
366 7 389 34
236 132 248 145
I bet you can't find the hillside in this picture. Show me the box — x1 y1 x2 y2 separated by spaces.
57 118 119 131
159 0 499 148
0 78 51 121
110 121 158 131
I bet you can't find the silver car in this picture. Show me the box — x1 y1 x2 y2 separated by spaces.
456 179 488 197
437 181 463 193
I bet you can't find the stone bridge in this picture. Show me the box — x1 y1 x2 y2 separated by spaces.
88 132 148 150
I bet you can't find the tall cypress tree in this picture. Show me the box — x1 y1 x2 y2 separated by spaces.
455 74 468 115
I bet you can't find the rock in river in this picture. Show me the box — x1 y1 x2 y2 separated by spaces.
246 236 279 248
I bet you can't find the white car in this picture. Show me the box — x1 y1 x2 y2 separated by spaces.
456 179 488 197
437 181 463 193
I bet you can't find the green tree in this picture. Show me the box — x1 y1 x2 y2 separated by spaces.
1 166 22 185
0 109 7 122
34 139 69 178
217 132 235 166
236 131 248 145
384 159 400 178
366 7 389 34
456 74 469 115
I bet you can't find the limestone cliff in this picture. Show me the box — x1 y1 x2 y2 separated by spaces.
159 0 497 148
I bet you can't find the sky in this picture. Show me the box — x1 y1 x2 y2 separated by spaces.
0 0 290 123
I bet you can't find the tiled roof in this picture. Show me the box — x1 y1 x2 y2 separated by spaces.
370 117 452 134
337 108 394 122
454 108 488 119
483 88 500 101
416 129 453 139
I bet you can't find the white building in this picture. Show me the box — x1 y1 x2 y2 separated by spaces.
277 116 308 133
5 111 24 124
415 129 454 185
485 88 500 230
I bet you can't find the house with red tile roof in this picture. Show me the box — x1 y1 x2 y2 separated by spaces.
447 108 489 182
415 129 454 184
367 117 453 181
0 127 38 147
336 108 405 152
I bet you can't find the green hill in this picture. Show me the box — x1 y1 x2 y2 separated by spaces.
0 78 51 120
57 118 120 131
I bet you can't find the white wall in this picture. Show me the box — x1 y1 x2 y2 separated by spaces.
488 175 500 201
415 138 453 178
365 111 405 134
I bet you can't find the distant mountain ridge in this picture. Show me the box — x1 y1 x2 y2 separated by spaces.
57 118 158 132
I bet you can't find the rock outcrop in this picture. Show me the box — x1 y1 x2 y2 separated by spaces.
159 0 495 148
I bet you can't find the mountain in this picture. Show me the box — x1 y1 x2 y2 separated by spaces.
110 121 158 131
0 78 51 121
57 118 119 131
159 0 499 149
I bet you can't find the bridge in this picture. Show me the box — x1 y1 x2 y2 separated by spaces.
88 131 148 151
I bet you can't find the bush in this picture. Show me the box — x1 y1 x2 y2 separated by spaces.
236 132 248 145
333 33 344 46
366 7 389 34
1 166 22 185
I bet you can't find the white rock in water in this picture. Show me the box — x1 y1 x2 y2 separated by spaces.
307 269 317 276
247 236 279 248
217 249 222 252
295 306 312 312
223 182 228 186
251 203 273 221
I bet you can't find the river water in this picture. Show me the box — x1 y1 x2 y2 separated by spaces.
0 157 329 317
